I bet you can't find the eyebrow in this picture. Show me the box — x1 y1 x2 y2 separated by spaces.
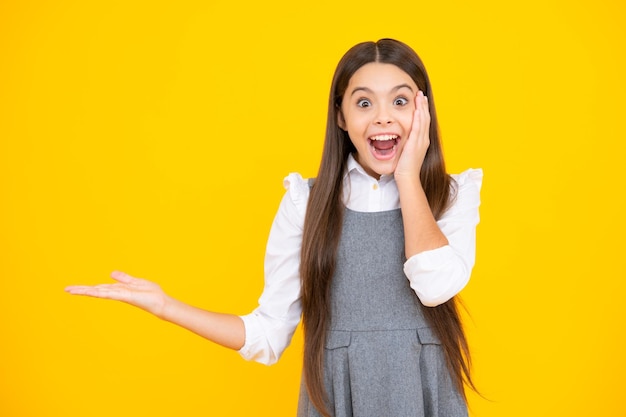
349 83 415 97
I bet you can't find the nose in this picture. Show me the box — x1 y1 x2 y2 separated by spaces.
375 105 393 125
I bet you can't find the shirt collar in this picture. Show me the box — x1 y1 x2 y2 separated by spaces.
345 153 395 184
345 153 364 178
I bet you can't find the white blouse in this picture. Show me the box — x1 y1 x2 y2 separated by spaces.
238 154 483 365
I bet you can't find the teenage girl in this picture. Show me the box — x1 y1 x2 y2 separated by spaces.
66 38 482 417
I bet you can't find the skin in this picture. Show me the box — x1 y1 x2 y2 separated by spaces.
65 271 246 350
65 62 449 350
339 63 449 258
339 62 418 180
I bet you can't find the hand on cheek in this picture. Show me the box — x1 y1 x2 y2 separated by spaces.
395 91 431 181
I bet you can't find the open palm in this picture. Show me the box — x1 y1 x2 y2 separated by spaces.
395 90 431 180
65 271 168 318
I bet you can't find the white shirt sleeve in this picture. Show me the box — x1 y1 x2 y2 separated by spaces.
403 168 483 307
237 173 308 365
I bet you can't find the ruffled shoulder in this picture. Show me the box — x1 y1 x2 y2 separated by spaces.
282 173 311 218
451 168 483 192
443 168 483 219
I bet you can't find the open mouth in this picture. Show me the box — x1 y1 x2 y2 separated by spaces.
369 134 399 158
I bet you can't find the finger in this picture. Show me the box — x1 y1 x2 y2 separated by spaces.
410 92 425 137
65 284 129 301
418 91 429 115
65 285 107 297
416 91 430 134
111 270 134 284
65 285 86 294
421 92 430 120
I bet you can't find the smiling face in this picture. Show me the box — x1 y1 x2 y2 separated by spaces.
338 62 419 179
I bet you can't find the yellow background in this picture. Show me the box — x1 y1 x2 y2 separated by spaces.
1 0 625 416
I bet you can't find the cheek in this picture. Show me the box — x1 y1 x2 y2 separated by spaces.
345 115 370 136
399 111 415 130
396 138 408 155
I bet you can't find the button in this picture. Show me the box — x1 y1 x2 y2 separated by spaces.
372 183 379 190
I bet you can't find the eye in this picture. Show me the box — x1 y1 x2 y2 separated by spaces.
394 97 409 106
357 98 371 108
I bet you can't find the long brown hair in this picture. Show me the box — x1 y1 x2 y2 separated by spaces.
300 39 476 416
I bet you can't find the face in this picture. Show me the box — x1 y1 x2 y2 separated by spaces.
338 62 419 179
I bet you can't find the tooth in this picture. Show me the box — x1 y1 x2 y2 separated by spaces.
370 134 400 141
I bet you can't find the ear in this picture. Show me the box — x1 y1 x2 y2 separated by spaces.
337 108 347 131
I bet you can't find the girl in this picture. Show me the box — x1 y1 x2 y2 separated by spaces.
66 38 482 417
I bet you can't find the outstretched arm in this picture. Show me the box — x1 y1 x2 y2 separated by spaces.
65 271 245 351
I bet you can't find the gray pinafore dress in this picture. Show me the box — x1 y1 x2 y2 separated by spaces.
297 208 468 417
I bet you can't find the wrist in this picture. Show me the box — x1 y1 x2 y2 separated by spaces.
157 294 176 321
394 173 423 190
